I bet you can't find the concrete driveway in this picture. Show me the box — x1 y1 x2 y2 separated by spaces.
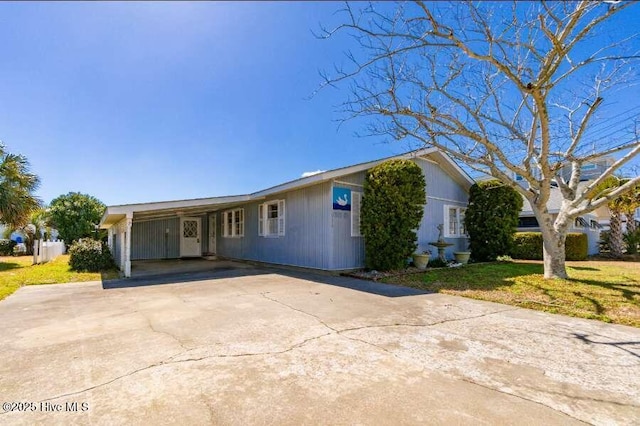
1 268 639 425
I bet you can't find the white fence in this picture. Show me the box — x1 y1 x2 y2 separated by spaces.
33 240 66 264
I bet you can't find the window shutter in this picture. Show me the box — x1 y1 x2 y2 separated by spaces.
258 204 265 236
278 199 286 236
351 191 362 237
223 212 228 237
443 205 450 238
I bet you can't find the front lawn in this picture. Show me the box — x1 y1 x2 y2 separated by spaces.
0 255 120 301
384 260 640 328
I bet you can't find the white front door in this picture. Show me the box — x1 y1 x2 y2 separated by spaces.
180 217 201 257
208 215 216 254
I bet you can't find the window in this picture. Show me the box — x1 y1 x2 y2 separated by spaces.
351 191 362 237
258 200 285 237
444 205 467 237
223 208 244 238
518 216 539 228
574 217 588 228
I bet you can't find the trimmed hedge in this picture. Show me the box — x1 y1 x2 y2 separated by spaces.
361 159 426 271
566 233 589 260
465 180 523 261
511 232 588 261
68 238 115 272
0 239 17 256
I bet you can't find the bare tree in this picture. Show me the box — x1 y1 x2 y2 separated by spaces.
320 1 640 279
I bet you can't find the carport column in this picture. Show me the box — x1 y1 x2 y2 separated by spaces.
124 213 133 278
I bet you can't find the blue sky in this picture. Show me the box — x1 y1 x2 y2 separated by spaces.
0 1 405 206
1 2 638 206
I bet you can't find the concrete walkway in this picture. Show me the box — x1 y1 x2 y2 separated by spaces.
0 268 639 425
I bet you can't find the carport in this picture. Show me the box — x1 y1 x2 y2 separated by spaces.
99 195 251 277
129 258 251 279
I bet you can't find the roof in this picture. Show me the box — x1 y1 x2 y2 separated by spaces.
100 148 475 227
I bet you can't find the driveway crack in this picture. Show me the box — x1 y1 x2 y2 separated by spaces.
140 313 192 351
33 331 334 405
458 377 592 425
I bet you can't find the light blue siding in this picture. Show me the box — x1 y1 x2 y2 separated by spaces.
216 182 332 269
131 218 180 260
329 160 469 267
131 214 209 260
129 156 469 268
415 158 469 259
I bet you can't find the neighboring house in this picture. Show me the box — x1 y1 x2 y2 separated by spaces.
99 148 474 277
517 183 603 255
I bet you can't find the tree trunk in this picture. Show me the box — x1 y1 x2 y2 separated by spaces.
609 211 624 258
540 227 568 279
535 208 569 279
625 210 637 234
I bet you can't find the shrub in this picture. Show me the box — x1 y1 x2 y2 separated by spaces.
0 239 17 256
511 232 543 260
511 232 588 261
361 159 426 271
465 180 523 262
565 233 588 261
68 238 115 272
427 257 448 268
623 229 640 255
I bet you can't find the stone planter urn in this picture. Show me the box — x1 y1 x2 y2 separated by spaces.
412 253 430 270
453 251 471 265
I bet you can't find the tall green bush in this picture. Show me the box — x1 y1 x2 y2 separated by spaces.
465 180 523 261
361 159 426 271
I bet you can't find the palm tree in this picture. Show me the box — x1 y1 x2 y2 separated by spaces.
592 176 623 257
17 208 50 255
593 176 639 258
0 144 41 228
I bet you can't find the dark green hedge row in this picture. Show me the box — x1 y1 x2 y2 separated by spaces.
511 232 588 261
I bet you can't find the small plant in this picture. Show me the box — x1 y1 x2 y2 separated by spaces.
68 238 115 272
0 239 17 256
496 255 513 262
427 257 448 268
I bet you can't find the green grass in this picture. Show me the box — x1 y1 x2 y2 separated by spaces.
0 255 120 301
384 260 640 328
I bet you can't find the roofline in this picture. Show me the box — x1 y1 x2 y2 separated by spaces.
250 148 444 198
99 148 474 228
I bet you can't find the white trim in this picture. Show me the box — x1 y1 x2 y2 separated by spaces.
100 148 476 229
334 180 364 188
258 199 286 237
426 195 467 204
251 148 442 198
179 216 201 257
222 208 244 238
351 191 362 237
443 205 467 238
208 214 216 254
